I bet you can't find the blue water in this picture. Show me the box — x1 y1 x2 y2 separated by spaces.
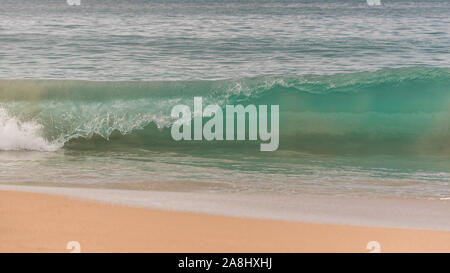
1 0 449 80
0 0 449 199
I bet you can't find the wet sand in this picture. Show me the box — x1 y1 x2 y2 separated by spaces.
1 190 450 253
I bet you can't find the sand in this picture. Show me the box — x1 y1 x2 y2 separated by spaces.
1 190 450 253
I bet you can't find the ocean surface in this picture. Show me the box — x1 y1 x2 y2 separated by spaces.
0 0 449 199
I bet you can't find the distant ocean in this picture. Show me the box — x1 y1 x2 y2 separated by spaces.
0 0 449 199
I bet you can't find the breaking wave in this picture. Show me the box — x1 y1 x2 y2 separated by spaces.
0 67 449 154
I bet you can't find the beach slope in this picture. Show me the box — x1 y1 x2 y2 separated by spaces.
1 190 450 253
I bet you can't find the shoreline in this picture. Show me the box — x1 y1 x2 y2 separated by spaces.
1 186 450 252
0 184 449 230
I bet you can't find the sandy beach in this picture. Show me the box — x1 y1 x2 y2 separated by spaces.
1 189 450 253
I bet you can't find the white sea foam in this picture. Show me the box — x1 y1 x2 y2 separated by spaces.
0 108 60 151
367 0 381 6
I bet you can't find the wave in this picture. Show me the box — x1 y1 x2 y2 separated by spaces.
0 67 449 154
0 108 60 151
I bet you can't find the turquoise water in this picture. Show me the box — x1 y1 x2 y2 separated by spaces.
0 0 449 198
